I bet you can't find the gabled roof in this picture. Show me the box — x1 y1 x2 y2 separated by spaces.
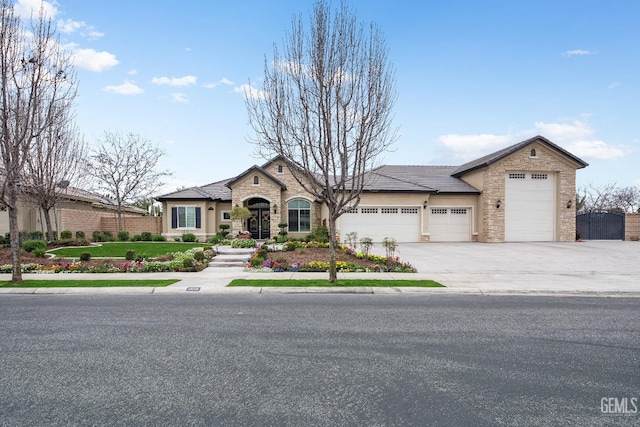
451 135 589 178
156 178 232 201
225 165 287 190
365 165 480 194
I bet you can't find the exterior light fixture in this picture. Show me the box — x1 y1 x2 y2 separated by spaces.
235 203 239 208
208 207 214 211
496 199 501 209
567 200 572 209
423 200 428 209
273 204 278 214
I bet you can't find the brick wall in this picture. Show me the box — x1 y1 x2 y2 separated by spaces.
101 216 162 235
625 213 640 241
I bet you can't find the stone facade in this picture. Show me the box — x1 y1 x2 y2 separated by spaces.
625 213 640 241
460 141 580 242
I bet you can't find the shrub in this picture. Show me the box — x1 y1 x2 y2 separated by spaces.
118 231 130 241
305 226 330 243
182 233 197 242
92 231 102 242
22 240 46 252
75 231 85 239
60 230 73 239
173 237 181 242
344 232 358 250
382 237 397 259
359 237 373 256
125 250 136 260
103 231 115 241
140 231 153 241
193 251 205 262
231 238 256 248
250 256 264 268
131 234 142 241
182 257 196 268
283 241 301 252
152 234 166 241
210 233 223 244
219 224 230 238
32 248 46 258
79 252 92 261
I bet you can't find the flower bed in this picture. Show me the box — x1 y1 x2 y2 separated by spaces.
244 243 416 273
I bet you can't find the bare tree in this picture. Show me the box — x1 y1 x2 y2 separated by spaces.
245 0 397 282
0 0 77 283
24 111 86 241
578 183 640 213
85 131 172 232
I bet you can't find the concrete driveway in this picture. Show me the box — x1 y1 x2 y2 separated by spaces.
384 241 640 294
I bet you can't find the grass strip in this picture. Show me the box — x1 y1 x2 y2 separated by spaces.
47 242 211 258
228 279 444 287
0 279 180 288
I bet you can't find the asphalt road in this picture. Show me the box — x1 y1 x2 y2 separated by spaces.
1 295 638 426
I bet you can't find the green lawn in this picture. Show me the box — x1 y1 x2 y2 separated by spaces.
227 279 444 287
47 242 211 258
0 279 180 288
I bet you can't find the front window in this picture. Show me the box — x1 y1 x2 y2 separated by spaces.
287 199 311 232
177 206 196 228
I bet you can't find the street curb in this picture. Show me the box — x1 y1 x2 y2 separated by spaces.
1 287 639 297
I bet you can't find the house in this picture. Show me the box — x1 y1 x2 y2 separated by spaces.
157 135 588 243
0 186 152 238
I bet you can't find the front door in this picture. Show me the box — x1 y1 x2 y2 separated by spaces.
246 198 271 240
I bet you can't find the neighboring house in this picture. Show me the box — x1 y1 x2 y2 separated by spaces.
157 135 588 243
0 186 148 237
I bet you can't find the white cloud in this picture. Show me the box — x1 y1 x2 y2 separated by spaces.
438 133 517 161
103 81 143 95
15 0 58 19
151 75 197 87
69 46 118 72
562 49 594 57
608 82 620 89
58 18 84 34
204 77 235 89
128 69 138 76
171 93 189 103
234 83 267 100
438 119 628 162
185 47 192 52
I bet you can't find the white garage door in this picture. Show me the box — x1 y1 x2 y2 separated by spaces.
429 207 471 242
505 172 555 241
338 207 420 242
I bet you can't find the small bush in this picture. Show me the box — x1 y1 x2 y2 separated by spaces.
92 231 102 242
360 237 373 256
193 251 205 262
182 257 195 268
283 241 300 252
182 233 197 242
75 231 85 239
125 250 136 260
305 226 330 243
250 256 264 267
131 234 142 241
152 234 166 241
103 231 115 241
60 230 73 239
118 231 130 241
32 248 46 258
22 239 46 252
219 224 230 238
140 231 153 241
210 233 223 244
231 238 256 248
382 237 397 259
173 237 181 242
79 252 92 261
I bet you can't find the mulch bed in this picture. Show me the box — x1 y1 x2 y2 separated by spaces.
0 247 124 269
265 247 381 268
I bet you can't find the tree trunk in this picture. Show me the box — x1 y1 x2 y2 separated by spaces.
116 203 123 233
8 186 22 283
328 216 338 283
43 208 54 242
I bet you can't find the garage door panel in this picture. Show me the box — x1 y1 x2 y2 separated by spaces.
339 207 420 242
429 208 471 242
505 172 554 241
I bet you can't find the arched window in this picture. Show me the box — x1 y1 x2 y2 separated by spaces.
253 175 259 185
287 199 311 232
530 148 537 157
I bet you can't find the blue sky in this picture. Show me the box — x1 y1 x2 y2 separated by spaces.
15 0 640 193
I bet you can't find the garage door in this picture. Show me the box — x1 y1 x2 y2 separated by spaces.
505 172 555 241
338 207 420 242
429 207 471 242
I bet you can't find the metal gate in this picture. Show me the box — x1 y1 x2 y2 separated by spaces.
576 211 625 240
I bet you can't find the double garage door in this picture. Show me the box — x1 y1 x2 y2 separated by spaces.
339 207 421 242
505 172 555 241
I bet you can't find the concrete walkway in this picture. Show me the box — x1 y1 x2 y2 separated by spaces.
1 241 638 296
